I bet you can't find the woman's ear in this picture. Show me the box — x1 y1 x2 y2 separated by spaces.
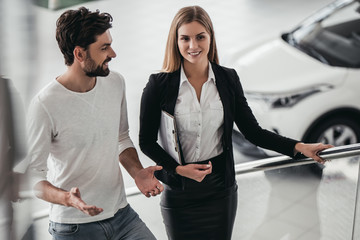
73 46 86 63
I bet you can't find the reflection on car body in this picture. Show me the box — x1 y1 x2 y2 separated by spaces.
228 0 360 157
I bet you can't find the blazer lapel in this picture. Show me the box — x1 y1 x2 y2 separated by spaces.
163 69 181 116
212 63 233 147
212 63 231 117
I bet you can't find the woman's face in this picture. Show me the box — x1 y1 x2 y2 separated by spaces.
177 21 211 66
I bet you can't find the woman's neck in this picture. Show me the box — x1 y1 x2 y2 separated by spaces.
183 60 209 102
183 60 209 81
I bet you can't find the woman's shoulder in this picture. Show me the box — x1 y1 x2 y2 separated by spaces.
150 70 179 80
147 69 180 87
211 62 238 76
211 62 240 86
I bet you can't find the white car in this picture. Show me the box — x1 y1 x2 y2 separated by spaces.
228 0 360 156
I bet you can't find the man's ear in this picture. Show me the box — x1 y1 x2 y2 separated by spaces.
73 46 86 63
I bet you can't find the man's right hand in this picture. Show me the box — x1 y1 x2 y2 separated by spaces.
34 181 103 216
65 187 103 216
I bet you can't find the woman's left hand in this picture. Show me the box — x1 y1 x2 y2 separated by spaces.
295 142 334 164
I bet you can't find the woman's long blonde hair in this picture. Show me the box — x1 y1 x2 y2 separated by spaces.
162 6 219 72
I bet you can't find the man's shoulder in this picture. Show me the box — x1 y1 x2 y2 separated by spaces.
28 81 64 119
32 80 62 103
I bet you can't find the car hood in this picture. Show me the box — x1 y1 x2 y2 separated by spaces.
231 38 347 93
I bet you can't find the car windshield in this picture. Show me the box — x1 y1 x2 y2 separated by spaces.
284 0 360 68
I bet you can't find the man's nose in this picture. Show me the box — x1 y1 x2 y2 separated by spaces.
109 47 117 58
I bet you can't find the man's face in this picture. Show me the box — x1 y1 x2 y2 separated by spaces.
83 30 116 77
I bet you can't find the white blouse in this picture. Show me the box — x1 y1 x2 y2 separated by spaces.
174 64 224 163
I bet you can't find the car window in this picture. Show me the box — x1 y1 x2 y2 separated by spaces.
322 2 359 28
285 0 360 68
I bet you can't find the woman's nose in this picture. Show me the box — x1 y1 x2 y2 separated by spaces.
189 38 198 49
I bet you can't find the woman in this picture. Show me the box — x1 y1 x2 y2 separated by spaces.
139 6 332 240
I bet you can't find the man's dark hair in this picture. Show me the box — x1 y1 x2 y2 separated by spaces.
56 7 113 66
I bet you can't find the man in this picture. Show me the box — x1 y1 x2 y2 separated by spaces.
26 7 163 239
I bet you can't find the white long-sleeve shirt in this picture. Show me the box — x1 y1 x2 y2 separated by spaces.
27 71 134 224
174 64 224 163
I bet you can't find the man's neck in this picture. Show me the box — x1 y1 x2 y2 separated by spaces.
57 66 96 93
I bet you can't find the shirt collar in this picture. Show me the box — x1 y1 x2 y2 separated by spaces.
179 62 216 88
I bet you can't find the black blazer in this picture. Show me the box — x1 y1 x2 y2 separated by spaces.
139 62 299 188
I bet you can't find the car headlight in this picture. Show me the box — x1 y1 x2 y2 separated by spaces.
245 84 333 108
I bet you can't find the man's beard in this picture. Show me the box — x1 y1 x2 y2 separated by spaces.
84 54 111 77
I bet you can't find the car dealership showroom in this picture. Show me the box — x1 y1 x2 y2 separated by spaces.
1 0 359 239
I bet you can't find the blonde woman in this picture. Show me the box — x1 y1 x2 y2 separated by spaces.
139 6 332 240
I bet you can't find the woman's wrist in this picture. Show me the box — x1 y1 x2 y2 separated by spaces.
294 142 305 155
175 165 183 175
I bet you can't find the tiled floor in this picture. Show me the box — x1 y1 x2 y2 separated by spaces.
26 159 359 240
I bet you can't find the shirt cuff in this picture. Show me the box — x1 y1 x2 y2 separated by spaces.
118 139 135 155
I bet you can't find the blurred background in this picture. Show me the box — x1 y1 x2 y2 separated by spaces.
2 0 360 239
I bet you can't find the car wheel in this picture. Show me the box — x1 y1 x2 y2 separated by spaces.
305 117 360 146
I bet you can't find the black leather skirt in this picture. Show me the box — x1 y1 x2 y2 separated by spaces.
160 154 238 240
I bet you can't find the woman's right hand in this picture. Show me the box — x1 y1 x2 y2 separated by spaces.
175 161 212 182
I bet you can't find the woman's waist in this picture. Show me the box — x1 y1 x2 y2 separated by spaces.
171 152 227 191
163 181 238 200
184 152 226 170
182 144 223 164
